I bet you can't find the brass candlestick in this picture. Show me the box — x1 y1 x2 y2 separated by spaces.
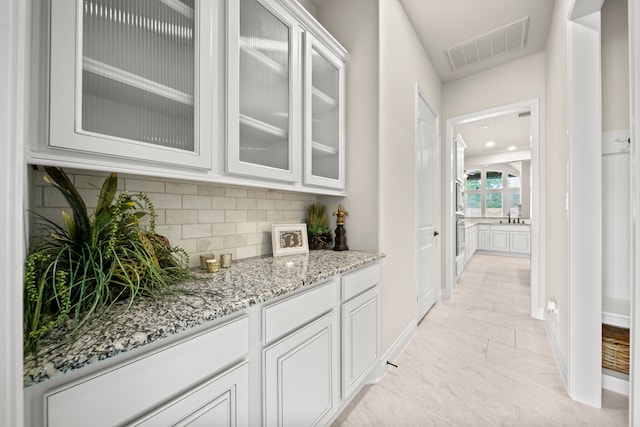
332 204 349 251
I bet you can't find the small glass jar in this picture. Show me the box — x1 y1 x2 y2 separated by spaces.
205 258 220 273
220 253 232 268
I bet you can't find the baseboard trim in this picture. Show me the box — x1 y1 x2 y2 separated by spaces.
378 320 417 379
545 317 569 390
602 369 629 396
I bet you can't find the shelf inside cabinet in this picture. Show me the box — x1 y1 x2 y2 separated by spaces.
160 0 195 19
83 57 194 106
311 141 338 156
312 87 337 113
239 38 287 76
240 114 287 139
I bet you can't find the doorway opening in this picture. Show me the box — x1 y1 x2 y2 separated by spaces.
444 98 541 319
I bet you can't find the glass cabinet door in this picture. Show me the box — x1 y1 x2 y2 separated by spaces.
227 0 300 182
49 0 213 169
304 32 345 189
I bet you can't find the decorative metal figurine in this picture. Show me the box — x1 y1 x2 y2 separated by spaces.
332 204 349 251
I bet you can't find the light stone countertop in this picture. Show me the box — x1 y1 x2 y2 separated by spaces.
23 250 384 387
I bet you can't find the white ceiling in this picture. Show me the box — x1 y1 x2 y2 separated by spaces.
308 0 553 157
454 111 532 158
397 0 555 83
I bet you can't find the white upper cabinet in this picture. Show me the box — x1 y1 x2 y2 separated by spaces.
40 0 347 193
48 0 216 169
304 31 345 189
226 0 301 182
455 134 466 183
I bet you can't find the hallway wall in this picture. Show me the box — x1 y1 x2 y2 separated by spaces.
313 0 443 360
377 0 442 356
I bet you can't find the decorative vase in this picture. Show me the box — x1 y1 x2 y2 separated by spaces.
309 233 331 250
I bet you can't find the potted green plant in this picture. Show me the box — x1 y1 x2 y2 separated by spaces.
23 167 190 354
306 203 331 250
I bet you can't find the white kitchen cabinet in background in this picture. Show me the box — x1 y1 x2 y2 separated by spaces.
455 135 467 183
490 229 510 252
478 225 489 250
509 229 531 254
475 224 530 256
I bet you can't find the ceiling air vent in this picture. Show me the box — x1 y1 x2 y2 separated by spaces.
445 17 529 71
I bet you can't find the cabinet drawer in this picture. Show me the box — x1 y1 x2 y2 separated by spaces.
341 263 380 301
46 316 249 427
131 361 249 427
263 279 338 344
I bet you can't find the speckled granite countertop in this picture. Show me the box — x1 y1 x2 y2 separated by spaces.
24 250 384 387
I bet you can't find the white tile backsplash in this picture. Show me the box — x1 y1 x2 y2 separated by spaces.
30 168 317 268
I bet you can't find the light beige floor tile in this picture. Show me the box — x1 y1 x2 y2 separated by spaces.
334 254 629 427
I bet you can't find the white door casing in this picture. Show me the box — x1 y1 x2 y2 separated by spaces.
416 88 439 321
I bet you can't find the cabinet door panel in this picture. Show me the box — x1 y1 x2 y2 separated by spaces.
510 231 531 254
227 0 300 182
342 288 378 399
478 229 489 250
263 311 339 427
304 32 345 189
490 230 509 252
132 362 249 427
49 0 213 168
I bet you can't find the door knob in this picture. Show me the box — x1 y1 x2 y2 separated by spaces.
434 231 440 237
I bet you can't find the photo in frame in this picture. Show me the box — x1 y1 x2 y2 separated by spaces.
271 223 309 256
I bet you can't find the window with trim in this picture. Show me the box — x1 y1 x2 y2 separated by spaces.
465 167 521 218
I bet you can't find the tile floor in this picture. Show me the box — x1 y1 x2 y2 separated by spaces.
333 253 629 426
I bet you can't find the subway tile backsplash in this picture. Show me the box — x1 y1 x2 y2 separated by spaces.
30 168 317 268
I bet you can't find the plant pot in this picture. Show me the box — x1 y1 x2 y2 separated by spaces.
308 233 331 250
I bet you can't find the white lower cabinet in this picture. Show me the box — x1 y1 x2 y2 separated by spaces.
490 230 510 252
45 316 250 427
263 311 340 426
132 362 249 427
510 230 531 254
342 287 378 399
30 262 382 427
475 224 530 255
478 226 489 250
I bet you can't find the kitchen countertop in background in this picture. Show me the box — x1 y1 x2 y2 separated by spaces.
24 250 384 387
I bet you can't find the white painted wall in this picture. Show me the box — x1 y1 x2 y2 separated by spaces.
315 0 380 254
313 0 443 359
443 52 546 119
377 0 442 356
602 0 629 132
543 0 573 378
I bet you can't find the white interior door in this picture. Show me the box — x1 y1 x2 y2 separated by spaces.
416 92 439 321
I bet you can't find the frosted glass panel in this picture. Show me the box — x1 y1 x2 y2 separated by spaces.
238 0 290 170
310 48 339 180
81 0 195 151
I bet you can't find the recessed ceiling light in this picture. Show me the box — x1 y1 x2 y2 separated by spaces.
508 146 516 151
480 124 490 129
485 141 495 147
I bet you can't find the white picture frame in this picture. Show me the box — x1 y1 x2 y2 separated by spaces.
271 223 309 256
